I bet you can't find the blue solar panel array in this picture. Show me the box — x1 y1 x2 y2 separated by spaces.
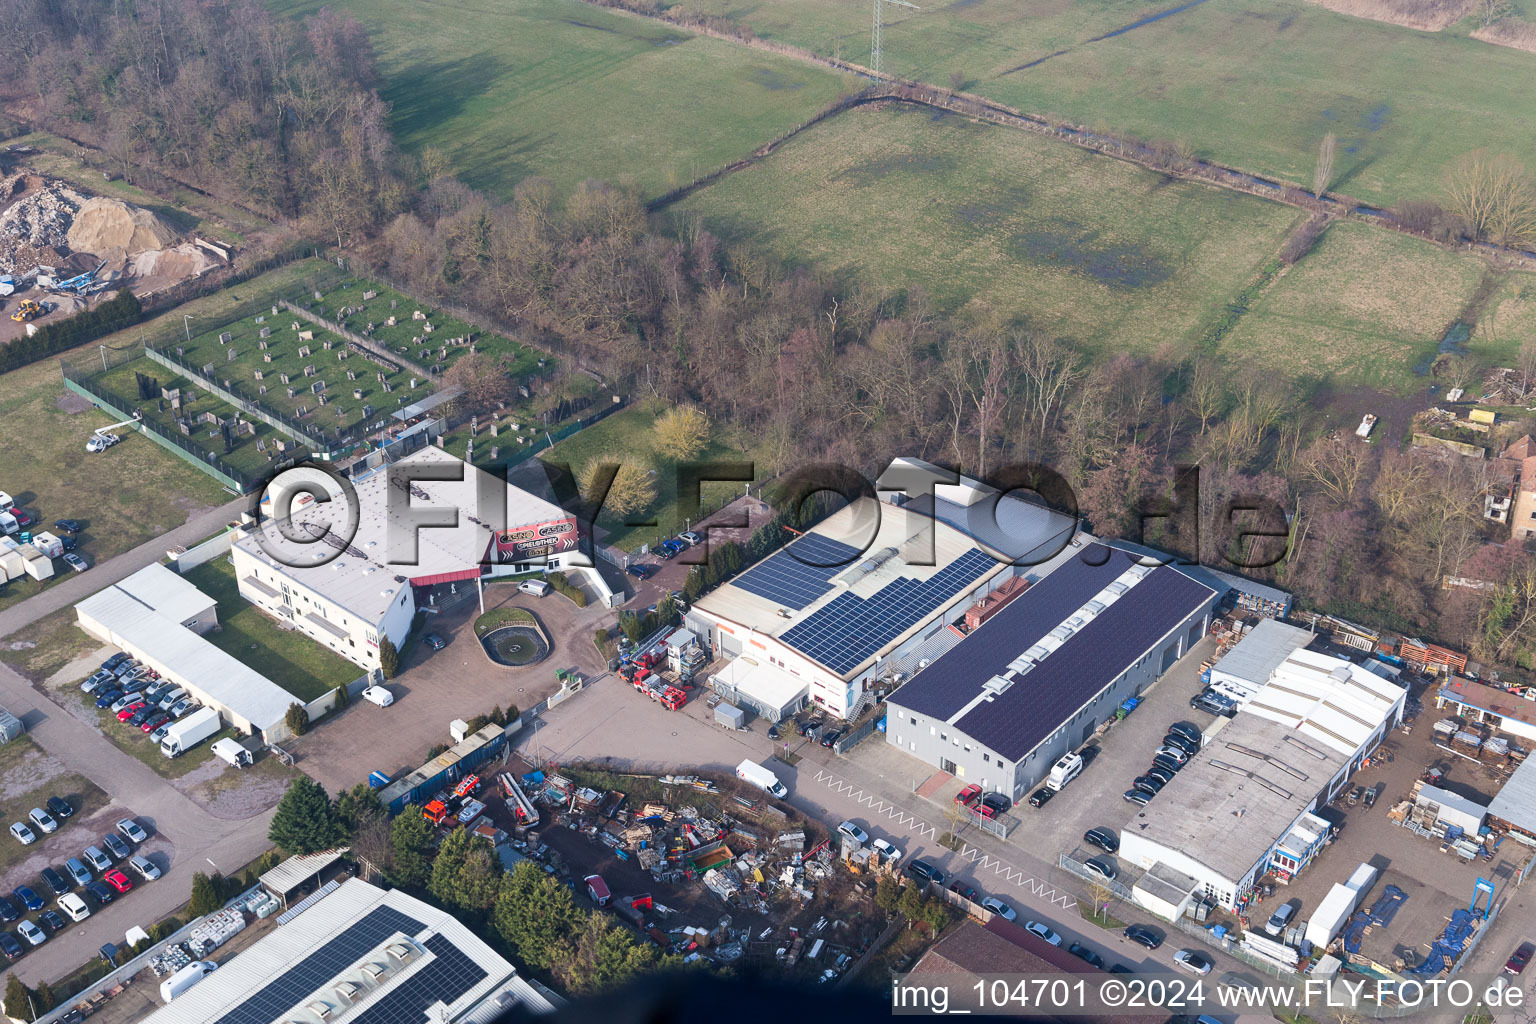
349 934 490 1024
209 906 423 1024
780 548 996 674
732 534 862 610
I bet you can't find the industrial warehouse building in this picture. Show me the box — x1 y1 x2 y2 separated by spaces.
138 878 555 1024
686 467 1078 722
76 563 296 740
1119 627 1406 916
884 542 1222 798
232 447 593 671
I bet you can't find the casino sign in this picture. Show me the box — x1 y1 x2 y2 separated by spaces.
495 517 578 560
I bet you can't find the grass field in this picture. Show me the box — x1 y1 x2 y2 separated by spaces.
535 403 759 550
677 103 1301 361
182 559 359 701
0 334 233 614
1222 221 1493 391
1472 274 1536 369
0 606 105 684
268 0 858 199
683 0 1536 207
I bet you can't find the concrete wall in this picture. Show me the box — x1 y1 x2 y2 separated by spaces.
171 529 239 572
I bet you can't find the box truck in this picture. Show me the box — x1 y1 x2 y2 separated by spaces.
211 737 252 768
160 961 218 1002
736 759 788 798
160 707 221 758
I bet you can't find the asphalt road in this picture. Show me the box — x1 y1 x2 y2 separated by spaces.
0 660 277 983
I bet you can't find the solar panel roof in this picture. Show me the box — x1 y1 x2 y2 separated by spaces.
732 533 862 610
209 905 423 1024
889 545 1216 761
780 547 995 674
348 934 490 1024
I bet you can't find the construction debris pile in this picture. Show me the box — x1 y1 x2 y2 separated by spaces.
0 176 88 274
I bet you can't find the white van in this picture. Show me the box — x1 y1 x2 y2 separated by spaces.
1045 752 1083 792
58 893 90 922
160 961 218 1002
518 579 550 597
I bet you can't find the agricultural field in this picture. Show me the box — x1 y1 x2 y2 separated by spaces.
1472 274 1536 370
268 0 859 199
676 103 1302 363
683 0 1536 207
1220 221 1497 391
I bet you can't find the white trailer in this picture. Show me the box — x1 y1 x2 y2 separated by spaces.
160 707 221 758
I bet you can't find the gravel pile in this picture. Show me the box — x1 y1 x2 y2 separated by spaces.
0 181 88 274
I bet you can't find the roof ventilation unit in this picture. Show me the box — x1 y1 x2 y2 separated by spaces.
982 675 1015 696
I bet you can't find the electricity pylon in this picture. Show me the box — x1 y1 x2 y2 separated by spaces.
871 0 920 77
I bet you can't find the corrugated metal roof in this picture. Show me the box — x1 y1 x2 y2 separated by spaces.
890 544 1215 761
1489 756 1536 832
1211 619 1315 689
260 849 350 896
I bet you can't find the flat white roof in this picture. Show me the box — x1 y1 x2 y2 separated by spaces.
715 657 808 711
76 565 293 731
109 562 216 625
138 878 555 1024
241 447 571 614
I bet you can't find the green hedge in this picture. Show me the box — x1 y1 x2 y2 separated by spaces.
0 289 143 374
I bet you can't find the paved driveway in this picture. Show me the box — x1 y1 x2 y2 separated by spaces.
290 584 615 795
0 659 276 983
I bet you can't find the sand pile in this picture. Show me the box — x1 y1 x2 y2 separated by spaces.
67 197 178 255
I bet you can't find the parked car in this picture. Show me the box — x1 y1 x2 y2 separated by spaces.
980 896 1017 921
1132 774 1165 795
1085 857 1118 881
111 660 139 679
53 519 83 534
819 728 843 748
8 823 36 845
102 834 131 861
57 894 89 923
1167 721 1202 745
1024 920 1062 946
1190 693 1235 717
871 838 902 864
1154 745 1190 764
94 689 124 709
1125 924 1164 949
46 796 73 820
17 920 45 947
11 509 37 528
101 653 130 672
156 688 188 711
0 931 21 960
12 886 43 912
0 898 16 923
1145 765 1176 786
168 698 197 718
63 553 89 573
150 723 173 744
102 870 132 894
83 846 113 873
424 633 447 651
64 859 91 887
38 910 65 932
906 859 946 886
1265 902 1297 937
116 702 147 723
362 686 395 707
128 855 161 881
117 819 148 845
109 692 143 714
1027 788 1054 808
1173 949 1213 975
1163 732 1200 755
28 808 58 834
797 720 821 739
1151 754 1185 775
1084 827 1119 853
141 711 170 733
84 880 114 905
679 531 703 546
81 669 114 693
981 792 1012 815
128 705 157 727
625 564 654 580
1068 942 1105 968
59 535 77 552
955 784 983 807
836 821 869 845
39 867 69 897
1506 942 1535 976
1123 789 1152 806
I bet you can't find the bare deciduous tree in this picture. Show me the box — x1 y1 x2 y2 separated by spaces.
1298 434 1373 506
1444 150 1536 246
1475 0 1515 27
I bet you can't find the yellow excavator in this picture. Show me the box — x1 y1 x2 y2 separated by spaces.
10 299 42 323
